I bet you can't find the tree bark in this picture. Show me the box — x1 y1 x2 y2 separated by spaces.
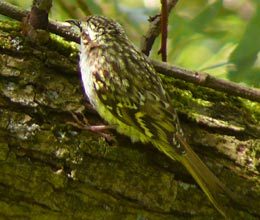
0 21 259 220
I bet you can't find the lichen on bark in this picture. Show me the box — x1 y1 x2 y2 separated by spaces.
0 21 259 219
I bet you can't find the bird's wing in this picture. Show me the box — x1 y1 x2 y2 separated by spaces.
92 57 180 144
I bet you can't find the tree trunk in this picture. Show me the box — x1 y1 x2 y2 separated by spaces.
0 21 259 220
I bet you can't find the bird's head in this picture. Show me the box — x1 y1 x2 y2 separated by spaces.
67 15 126 45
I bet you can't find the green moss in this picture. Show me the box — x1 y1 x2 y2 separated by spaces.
241 99 260 123
0 142 8 161
0 20 21 32
49 33 78 57
0 20 78 65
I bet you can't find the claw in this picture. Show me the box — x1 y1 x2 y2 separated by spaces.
67 112 115 142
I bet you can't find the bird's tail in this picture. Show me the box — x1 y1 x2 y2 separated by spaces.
174 134 233 218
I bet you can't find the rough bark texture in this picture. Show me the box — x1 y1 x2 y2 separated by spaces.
0 21 259 220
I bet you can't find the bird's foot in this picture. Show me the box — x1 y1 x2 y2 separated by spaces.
67 112 115 142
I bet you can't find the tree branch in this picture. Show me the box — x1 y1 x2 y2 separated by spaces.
0 1 259 103
28 0 52 29
152 60 260 102
0 1 79 42
140 0 178 56
0 1 27 20
20 0 52 43
0 4 259 219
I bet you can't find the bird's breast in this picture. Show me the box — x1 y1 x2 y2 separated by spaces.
79 46 97 106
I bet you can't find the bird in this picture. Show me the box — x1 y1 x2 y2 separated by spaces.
67 15 233 218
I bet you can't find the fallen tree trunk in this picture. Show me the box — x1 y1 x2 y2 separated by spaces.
0 21 259 219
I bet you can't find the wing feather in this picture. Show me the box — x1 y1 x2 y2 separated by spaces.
92 56 180 145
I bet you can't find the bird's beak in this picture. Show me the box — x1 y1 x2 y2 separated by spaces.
66 19 82 31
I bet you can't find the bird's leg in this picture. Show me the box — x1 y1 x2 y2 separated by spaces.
67 112 115 142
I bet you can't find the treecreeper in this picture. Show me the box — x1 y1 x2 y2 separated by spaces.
67 15 234 218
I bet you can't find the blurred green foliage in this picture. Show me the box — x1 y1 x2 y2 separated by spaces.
1 0 259 87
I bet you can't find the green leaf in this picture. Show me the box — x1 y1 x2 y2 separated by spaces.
228 2 260 86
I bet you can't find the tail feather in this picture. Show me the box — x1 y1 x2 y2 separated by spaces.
175 134 232 218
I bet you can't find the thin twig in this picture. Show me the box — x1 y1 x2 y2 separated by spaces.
140 0 178 56
159 0 168 62
0 1 260 103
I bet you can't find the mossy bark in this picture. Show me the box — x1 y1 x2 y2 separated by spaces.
0 21 259 220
